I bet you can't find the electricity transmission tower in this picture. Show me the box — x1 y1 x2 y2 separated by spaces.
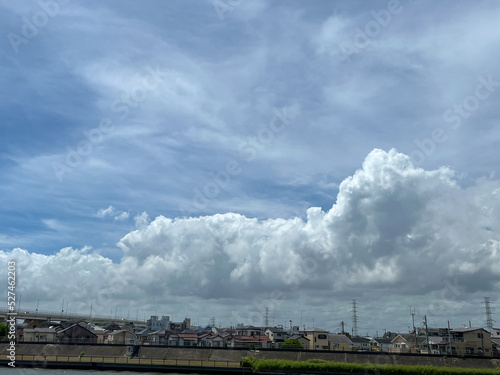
484 297 495 333
351 299 358 337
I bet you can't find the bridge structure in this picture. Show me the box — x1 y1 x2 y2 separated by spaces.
0 307 147 325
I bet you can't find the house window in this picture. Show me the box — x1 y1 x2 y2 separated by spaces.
318 334 327 339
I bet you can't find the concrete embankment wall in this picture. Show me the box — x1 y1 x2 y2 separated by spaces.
0 343 127 357
135 346 500 369
2 343 500 369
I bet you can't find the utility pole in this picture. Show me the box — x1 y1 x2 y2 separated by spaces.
410 306 417 352
341 321 345 335
424 315 430 355
264 307 269 328
447 321 452 355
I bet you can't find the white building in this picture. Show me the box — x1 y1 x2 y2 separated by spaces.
147 315 170 330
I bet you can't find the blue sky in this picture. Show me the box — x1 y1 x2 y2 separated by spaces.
1 0 500 334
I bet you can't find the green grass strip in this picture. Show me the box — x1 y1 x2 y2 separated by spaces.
241 357 500 375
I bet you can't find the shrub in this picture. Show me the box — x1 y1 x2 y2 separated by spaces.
240 357 500 375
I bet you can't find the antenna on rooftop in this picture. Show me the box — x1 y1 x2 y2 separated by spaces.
351 299 358 337
210 317 216 328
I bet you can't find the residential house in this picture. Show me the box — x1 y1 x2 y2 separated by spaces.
135 328 154 345
449 327 492 356
350 336 371 351
300 328 329 350
147 316 170 331
421 336 448 355
233 325 263 337
168 333 208 347
226 334 272 349
289 334 310 349
390 334 424 354
200 334 227 348
369 337 394 353
23 328 57 343
147 330 170 346
491 338 500 355
23 320 53 330
492 328 500 339
168 318 191 331
87 324 107 343
329 334 353 351
105 330 137 345
265 327 288 348
56 323 98 344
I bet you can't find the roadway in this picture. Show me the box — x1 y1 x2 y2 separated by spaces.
0 307 146 325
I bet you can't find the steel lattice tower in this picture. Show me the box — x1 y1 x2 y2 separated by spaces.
351 299 358 337
484 297 495 333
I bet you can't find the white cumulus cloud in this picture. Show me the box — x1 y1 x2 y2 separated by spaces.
2 149 499 329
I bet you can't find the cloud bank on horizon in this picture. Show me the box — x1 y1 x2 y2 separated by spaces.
2 149 499 330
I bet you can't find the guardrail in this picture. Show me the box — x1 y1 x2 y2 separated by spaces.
0 354 240 368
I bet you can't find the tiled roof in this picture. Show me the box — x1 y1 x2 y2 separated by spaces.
291 334 310 341
329 334 352 344
350 336 371 343
451 327 487 333
231 335 272 342
372 338 393 344
24 328 57 333
301 327 329 332
425 336 447 345
170 333 208 339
